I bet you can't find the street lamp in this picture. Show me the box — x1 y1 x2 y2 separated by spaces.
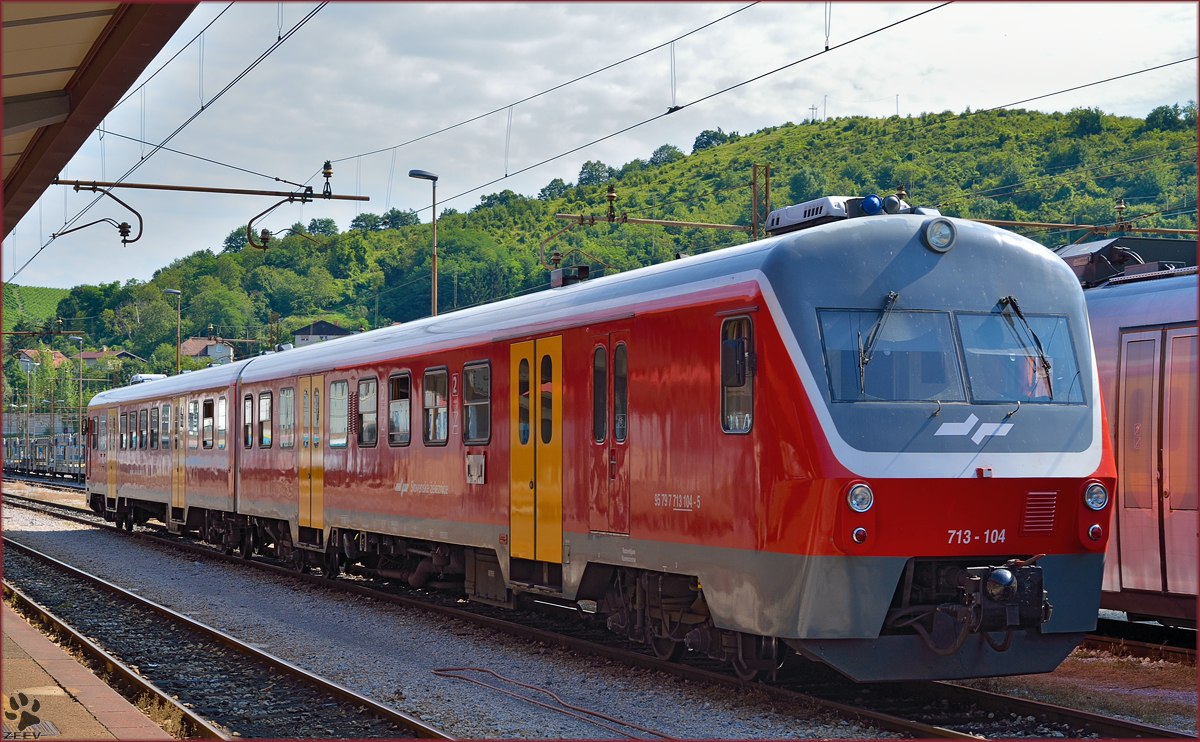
69 336 83 439
408 169 439 316
163 289 182 374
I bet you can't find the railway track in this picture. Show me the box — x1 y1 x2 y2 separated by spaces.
4 491 1192 739
1 537 450 741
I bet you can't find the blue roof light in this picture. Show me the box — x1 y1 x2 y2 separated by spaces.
861 194 883 215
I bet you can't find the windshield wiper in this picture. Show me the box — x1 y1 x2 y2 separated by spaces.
858 291 899 394
1000 295 1053 400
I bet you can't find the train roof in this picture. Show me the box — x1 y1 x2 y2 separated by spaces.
90 212 1065 402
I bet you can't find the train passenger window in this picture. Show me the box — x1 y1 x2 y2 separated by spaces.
120 413 127 449
956 313 1083 405
613 344 628 443
463 364 490 444
243 395 254 449
99 416 106 451
1166 334 1197 510
92 416 100 450
161 405 171 451
540 355 554 444
593 347 607 443
140 409 148 449
202 400 214 449
217 397 227 450
259 392 273 448
329 381 349 448
188 401 199 449
357 378 378 447
423 369 448 445
721 318 755 432
150 408 159 449
518 360 530 444
388 374 411 446
279 388 296 448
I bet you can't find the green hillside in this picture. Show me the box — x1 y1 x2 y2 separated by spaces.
2 284 71 332
13 102 1199 380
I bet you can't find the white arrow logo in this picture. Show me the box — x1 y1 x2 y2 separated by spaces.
935 414 1013 445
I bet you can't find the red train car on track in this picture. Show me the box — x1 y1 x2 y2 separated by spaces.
87 195 1115 681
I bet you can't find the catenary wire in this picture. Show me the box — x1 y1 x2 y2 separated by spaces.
319 3 760 171
114 3 235 110
100 131 307 187
8 3 328 282
420 2 953 213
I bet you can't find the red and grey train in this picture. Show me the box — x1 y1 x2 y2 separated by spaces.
1056 237 1197 628
85 195 1116 682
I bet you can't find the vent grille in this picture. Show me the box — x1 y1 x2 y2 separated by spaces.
803 205 824 219
1021 492 1057 535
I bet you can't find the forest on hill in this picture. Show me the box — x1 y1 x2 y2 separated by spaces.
4 102 1196 399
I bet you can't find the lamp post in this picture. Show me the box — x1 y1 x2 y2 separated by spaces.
408 170 439 316
69 336 83 439
163 289 182 374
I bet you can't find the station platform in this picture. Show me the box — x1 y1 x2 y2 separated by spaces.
2 603 171 740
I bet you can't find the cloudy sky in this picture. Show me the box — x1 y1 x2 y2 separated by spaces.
5 1 1197 288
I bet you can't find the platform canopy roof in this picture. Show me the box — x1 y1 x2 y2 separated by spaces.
3 2 196 238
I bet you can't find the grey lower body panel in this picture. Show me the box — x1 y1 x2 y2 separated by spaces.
790 630 1087 683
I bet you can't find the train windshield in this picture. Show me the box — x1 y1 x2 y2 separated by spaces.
956 313 1084 404
819 310 965 402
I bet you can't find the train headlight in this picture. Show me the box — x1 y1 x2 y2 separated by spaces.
846 483 874 513
985 568 1017 603
922 218 957 253
1084 483 1108 511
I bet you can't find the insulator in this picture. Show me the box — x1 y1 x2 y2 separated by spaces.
260 229 272 244
606 184 617 202
118 222 131 239
322 160 333 179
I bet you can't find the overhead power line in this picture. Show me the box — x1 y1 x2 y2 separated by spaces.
114 3 236 110
101 130 306 186
321 2 759 170
9 3 328 282
424 2 952 212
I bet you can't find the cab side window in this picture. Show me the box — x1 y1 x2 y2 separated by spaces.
720 316 754 433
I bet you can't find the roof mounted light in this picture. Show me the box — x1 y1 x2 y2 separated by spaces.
861 194 883 215
922 218 957 253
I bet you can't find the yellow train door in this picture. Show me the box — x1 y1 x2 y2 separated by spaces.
298 375 325 531
509 336 563 564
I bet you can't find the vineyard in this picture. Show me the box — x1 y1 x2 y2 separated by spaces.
2 284 71 332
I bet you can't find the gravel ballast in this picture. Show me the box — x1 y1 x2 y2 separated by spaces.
2 506 893 739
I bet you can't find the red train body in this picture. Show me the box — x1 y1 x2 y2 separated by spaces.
87 203 1115 681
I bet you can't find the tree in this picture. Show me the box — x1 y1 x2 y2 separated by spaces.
1068 107 1104 136
308 217 338 237
1144 103 1184 132
649 144 684 167
692 128 732 153
578 160 611 186
222 225 248 253
538 178 569 200
382 208 420 230
349 212 383 232
787 166 828 204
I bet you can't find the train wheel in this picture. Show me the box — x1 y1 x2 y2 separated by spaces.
650 636 684 662
731 656 759 683
240 530 255 560
321 549 340 579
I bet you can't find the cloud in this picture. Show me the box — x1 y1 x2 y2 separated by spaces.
6 1 1196 288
